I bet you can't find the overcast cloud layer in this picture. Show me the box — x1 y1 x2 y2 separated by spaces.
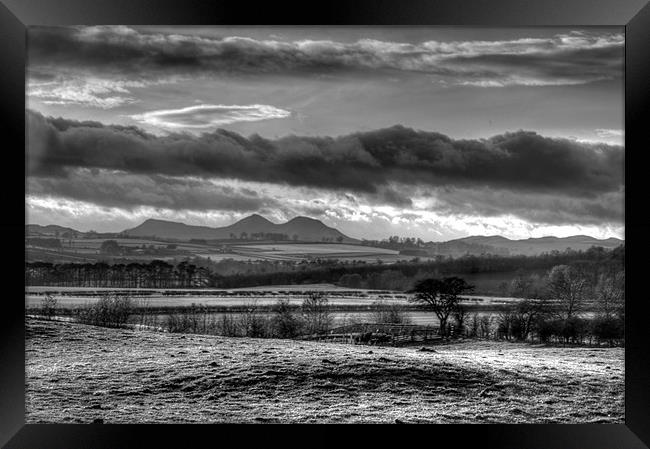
27 26 623 109
26 26 624 240
27 109 623 229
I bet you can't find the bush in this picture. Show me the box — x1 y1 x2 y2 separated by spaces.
39 294 58 320
535 318 562 343
75 294 132 328
535 316 591 344
240 301 271 338
478 315 492 339
496 311 515 340
467 313 480 338
271 300 303 338
452 305 468 337
219 313 240 337
591 315 624 345
560 316 589 343
496 310 530 341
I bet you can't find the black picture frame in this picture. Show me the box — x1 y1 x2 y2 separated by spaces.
2 1 649 448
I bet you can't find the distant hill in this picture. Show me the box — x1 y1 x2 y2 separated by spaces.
433 235 624 257
26 224 83 237
122 214 357 243
26 217 623 256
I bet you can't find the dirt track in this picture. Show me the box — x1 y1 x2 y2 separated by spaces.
25 318 624 423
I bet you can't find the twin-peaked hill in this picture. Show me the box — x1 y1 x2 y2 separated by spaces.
28 214 624 256
122 214 357 243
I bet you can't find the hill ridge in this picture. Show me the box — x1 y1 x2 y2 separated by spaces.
122 214 356 243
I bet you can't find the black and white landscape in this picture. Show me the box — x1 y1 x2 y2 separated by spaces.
25 26 624 423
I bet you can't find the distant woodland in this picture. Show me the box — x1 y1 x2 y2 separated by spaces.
26 245 624 295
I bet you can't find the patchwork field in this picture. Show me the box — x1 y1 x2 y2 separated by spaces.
25 318 624 424
230 243 415 262
28 238 412 263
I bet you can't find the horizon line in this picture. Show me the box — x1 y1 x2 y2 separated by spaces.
25 215 625 243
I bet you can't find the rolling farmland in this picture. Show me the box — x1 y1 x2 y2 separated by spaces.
230 243 401 261
28 237 413 264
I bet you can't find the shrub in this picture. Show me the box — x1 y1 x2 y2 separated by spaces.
478 315 492 339
39 294 58 320
75 294 132 328
591 315 624 345
536 318 563 343
561 316 589 344
452 305 468 337
371 300 410 324
496 311 515 340
240 301 271 338
219 313 240 337
271 299 303 338
467 313 480 338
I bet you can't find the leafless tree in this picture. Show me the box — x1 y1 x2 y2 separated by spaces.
508 273 552 340
547 265 588 321
595 271 624 319
302 292 333 334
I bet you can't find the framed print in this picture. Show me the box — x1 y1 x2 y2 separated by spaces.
2 0 649 447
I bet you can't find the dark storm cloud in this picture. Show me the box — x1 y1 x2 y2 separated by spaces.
28 110 623 200
429 186 623 225
28 169 279 212
28 27 623 87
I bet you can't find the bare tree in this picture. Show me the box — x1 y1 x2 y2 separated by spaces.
508 273 551 340
240 299 268 337
409 277 474 337
479 315 492 338
547 265 588 321
302 292 333 334
595 271 624 319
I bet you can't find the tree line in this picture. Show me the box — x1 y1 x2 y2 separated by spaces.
26 245 623 291
410 265 624 345
26 260 211 288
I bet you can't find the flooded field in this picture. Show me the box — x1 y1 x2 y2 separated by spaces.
25 285 522 308
25 286 592 332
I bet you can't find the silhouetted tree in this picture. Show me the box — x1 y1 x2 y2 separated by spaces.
409 277 473 336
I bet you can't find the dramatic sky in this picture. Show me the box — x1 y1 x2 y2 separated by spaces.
26 26 624 241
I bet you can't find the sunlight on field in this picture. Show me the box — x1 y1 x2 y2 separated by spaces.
234 243 398 255
25 318 624 424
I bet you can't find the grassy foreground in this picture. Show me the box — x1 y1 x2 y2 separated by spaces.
25 317 623 423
